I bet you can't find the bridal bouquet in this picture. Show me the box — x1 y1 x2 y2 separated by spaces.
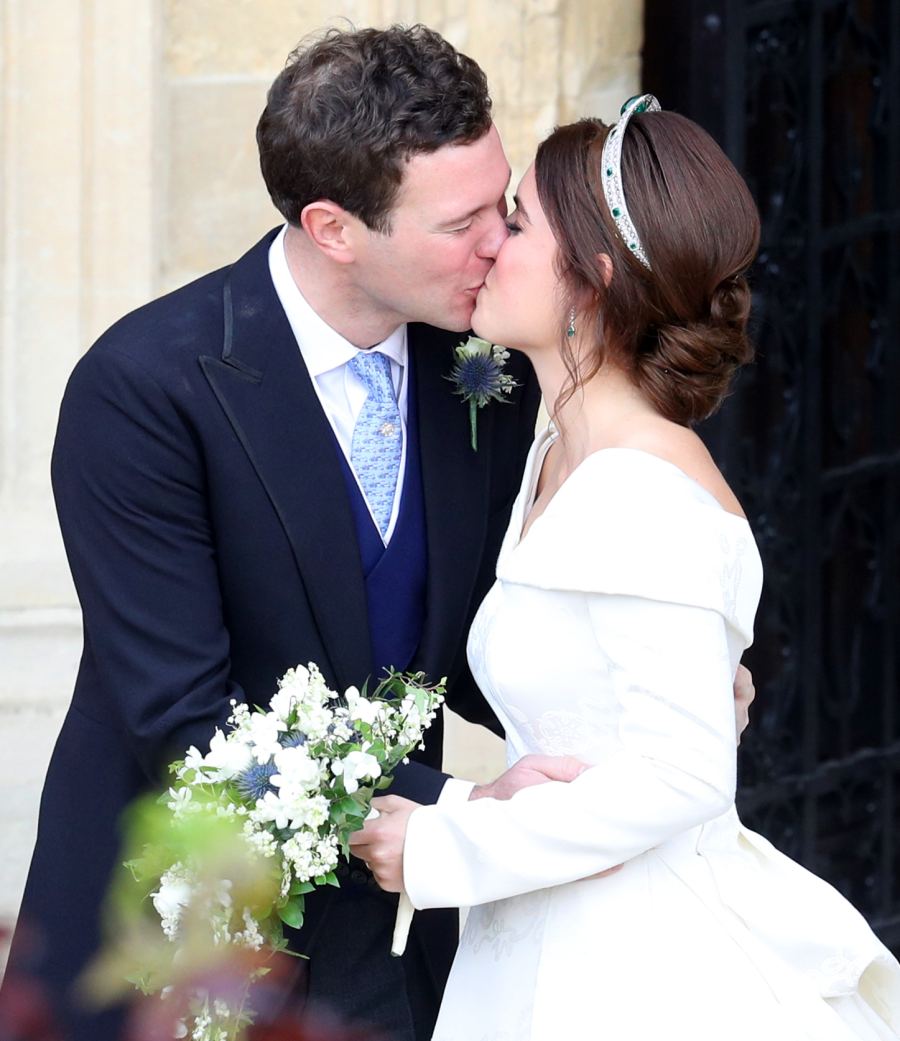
100 664 444 1041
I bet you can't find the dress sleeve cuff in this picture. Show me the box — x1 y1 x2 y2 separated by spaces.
437 777 477 807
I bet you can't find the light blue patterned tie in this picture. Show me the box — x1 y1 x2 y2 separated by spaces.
348 351 402 538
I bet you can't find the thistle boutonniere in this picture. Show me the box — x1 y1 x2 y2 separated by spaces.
448 336 519 451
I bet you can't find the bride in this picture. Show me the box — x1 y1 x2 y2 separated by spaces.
350 96 900 1040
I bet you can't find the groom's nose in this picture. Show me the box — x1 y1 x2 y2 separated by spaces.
475 208 510 260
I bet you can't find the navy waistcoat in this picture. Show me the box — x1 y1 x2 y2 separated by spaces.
333 355 428 677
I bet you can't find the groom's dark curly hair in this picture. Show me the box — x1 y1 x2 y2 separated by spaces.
257 24 493 234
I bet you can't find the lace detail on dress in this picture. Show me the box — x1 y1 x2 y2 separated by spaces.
720 531 749 618
432 892 551 1040
462 889 550 962
504 698 617 758
807 949 881 997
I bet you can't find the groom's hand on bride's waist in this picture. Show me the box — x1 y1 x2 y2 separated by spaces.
468 754 590 802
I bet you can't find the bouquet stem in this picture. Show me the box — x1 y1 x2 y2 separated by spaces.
391 891 415 957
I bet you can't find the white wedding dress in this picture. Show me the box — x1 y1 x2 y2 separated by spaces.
403 426 900 1041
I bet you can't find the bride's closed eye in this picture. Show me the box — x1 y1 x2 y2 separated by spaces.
504 218 523 235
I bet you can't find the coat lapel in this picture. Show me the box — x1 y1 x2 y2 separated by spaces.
199 232 371 692
410 323 494 674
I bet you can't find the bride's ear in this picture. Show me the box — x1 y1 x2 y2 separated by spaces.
300 200 358 264
596 253 613 287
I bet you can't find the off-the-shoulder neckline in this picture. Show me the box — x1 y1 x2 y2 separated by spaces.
514 428 750 553
571 447 749 520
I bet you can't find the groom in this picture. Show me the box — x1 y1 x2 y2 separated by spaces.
2 23 753 1041
1 24 547 1041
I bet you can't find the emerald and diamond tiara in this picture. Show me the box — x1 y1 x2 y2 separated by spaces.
600 93 661 270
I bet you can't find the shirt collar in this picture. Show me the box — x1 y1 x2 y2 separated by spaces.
268 224 407 377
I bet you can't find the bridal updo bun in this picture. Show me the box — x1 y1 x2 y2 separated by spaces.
535 111 760 425
636 275 755 425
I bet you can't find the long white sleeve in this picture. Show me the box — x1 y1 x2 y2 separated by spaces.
403 592 738 909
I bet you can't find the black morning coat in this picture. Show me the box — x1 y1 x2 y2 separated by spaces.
2 229 539 1040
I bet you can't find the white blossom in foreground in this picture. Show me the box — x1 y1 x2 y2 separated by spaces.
152 863 193 941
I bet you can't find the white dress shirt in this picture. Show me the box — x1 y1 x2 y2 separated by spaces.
268 224 408 543
268 226 471 807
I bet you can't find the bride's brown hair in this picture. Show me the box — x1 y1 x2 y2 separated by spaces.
534 112 760 425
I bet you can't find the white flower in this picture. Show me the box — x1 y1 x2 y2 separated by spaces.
332 750 381 794
191 1011 212 1041
344 686 381 726
215 878 233 909
271 665 309 721
278 664 310 697
272 745 322 791
285 793 329 830
203 728 254 780
328 710 354 742
181 745 216 782
166 786 195 818
280 865 293 900
152 864 193 941
401 692 422 714
269 688 296 724
227 700 251 730
251 790 294 831
455 334 493 360
244 712 283 764
306 663 338 703
254 780 330 832
242 821 278 857
209 879 233 946
282 831 339 881
294 701 334 741
234 908 264 951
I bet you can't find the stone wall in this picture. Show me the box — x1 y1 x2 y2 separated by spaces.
0 0 642 966
1 0 163 972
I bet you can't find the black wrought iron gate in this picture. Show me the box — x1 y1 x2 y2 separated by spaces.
643 0 900 954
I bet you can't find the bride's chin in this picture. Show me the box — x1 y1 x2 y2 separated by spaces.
471 308 502 345
472 302 529 352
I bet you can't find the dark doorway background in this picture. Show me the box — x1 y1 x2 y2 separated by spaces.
643 0 900 954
